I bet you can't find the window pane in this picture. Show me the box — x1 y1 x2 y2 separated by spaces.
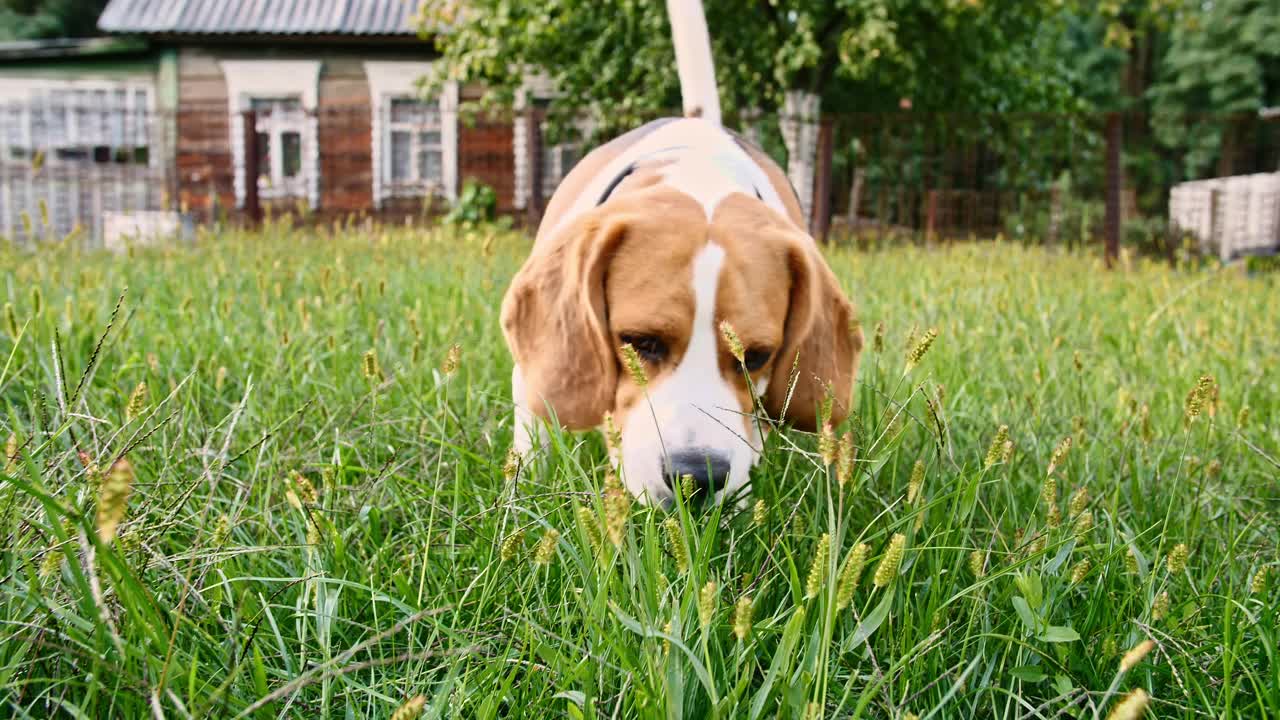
390 98 439 125
418 148 442 183
281 131 301 178
255 132 270 178
390 130 412 181
418 130 441 147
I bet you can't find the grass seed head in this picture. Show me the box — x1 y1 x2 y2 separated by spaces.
603 473 631 547
1106 688 1150 720
4 302 18 338
1074 509 1094 537
733 594 753 641
1047 436 1072 476
805 533 831 599
873 321 885 353
1151 590 1170 621
1184 374 1216 425
1167 543 1189 574
874 533 906 588
1250 567 1268 594
719 320 745 364
390 695 426 720
1070 558 1091 585
836 431 855 488
969 549 986 578
818 422 837 467
1236 405 1249 429
904 327 938 373
837 543 871 609
1120 639 1155 672
533 528 560 566
441 343 461 375
619 343 648 387
1069 486 1090 517
602 411 622 453
362 349 382 382
663 517 690 574
751 498 768 528
502 447 521 481
1125 546 1140 575
4 433 18 472
698 580 717 626
575 505 602 556
125 381 148 422
984 425 1009 468
211 514 231 547
500 529 525 562
96 458 135 543
907 460 925 504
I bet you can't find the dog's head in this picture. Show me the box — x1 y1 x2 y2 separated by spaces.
502 186 861 504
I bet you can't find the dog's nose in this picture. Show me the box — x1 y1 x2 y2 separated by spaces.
665 448 731 497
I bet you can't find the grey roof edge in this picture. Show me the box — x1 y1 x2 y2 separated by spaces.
97 0 433 37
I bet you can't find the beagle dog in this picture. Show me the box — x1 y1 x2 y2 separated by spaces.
501 0 862 504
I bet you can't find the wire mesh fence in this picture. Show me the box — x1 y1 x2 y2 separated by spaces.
1 101 1277 256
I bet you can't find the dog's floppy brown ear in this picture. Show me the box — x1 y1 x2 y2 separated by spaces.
763 237 863 431
501 212 627 430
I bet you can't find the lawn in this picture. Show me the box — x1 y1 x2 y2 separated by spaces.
1 221 1277 718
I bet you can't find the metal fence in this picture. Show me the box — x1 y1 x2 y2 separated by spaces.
2 102 1277 256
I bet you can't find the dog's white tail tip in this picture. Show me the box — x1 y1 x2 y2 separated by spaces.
666 0 722 126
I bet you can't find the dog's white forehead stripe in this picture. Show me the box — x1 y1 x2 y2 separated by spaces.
555 118 789 233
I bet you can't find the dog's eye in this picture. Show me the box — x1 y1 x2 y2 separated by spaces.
743 348 772 372
620 334 668 363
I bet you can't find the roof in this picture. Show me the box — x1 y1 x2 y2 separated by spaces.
98 0 424 36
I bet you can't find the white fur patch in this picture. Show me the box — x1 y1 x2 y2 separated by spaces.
552 118 790 234
618 242 764 503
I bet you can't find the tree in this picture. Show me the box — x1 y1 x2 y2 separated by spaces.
0 0 110 40
417 0 1080 221
1148 0 1280 177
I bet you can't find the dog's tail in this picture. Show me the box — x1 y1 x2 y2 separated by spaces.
666 0 721 126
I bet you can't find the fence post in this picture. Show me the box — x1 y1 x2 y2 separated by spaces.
811 115 835 242
925 189 938 242
241 109 261 227
1104 112 1122 269
526 107 545 229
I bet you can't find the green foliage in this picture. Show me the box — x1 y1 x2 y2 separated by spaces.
1149 0 1280 176
1 225 1278 716
0 0 110 40
417 0 1082 135
442 179 499 226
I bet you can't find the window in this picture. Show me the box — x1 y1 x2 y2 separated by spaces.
0 82 152 167
384 97 445 196
540 139 582 200
218 60 321 209
363 62 458 208
512 80 594 209
249 97 307 198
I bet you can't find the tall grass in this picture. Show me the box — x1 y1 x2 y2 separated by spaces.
1 220 1277 718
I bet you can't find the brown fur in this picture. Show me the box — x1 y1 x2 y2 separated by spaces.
504 181 862 434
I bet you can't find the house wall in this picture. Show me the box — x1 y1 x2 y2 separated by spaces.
171 45 518 218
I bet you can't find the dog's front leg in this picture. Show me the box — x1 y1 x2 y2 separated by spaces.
511 365 547 454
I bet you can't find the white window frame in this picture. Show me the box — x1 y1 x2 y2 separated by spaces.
512 74 593 209
0 77 155 168
219 60 321 209
363 62 458 208
249 97 309 200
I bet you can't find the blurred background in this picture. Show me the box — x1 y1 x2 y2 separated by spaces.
0 0 1276 263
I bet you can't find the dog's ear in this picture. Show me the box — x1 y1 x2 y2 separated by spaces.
501 212 628 430
763 235 863 431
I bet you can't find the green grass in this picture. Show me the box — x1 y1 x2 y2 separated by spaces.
1 221 1277 718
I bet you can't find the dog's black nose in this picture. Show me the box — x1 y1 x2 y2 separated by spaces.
665 449 731 497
